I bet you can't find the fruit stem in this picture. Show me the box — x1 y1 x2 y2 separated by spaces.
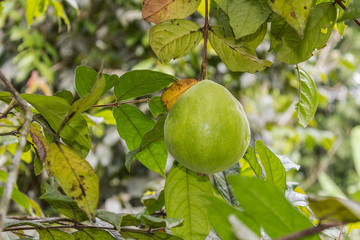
198 0 209 81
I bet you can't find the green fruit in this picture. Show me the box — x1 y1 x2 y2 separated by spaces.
164 80 251 174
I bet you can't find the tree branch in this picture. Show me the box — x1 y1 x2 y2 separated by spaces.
334 0 360 28
198 0 209 81
276 222 345 240
0 70 34 233
0 98 16 119
92 98 151 108
0 130 19 136
2 217 167 234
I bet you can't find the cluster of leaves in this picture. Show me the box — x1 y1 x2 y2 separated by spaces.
144 0 343 71
1 0 360 239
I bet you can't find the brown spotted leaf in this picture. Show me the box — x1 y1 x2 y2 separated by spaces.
142 0 201 24
46 143 99 221
30 126 48 164
161 78 198 111
267 0 312 37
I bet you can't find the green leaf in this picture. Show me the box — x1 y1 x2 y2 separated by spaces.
40 182 89 222
0 1 4 14
22 94 92 151
38 229 74 240
213 163 240 207
0 91 12 104
338 0 360 22
267 0 312 37
148 96 167 118
142 0 201 24
228 176 320 239
205 196 261 240
75 66 118 98
276 3 336 64
113 104 155 151
296 67 318 127
54 90 74 104
149 19 202 62
46 143 99 221
308 195 360 222
141 215 183 229
269 13 290 51
0 187 31 214
241 23 267 50
318 172 347 199
164 162 213 240
255 140 286 192
0 170 8 183
215 0 272 39
66 74 106 121
126 115 167 177
216 7 233 38
26 0 49 26
73 229 116 240
351 126 360 178
49 0 71 30
141 189 165 215
121 230 183 240
93 109 116 125
96 210 141 230
208 27 272 73
114 70 177 101
243 146 263 179
34 152 43 176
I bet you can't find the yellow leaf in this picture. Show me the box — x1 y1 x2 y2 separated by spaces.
29 199 43 217
240 158 255 177
6 143 32 164
161 78 198 111
348 222 360 234
197 0 210 17
295 186 312 218
46 143 99 221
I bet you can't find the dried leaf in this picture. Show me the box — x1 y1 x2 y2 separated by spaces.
30 126 48 164
161 78 198 111
142 0 201 24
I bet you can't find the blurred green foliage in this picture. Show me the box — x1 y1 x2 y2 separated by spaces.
0 0 360 219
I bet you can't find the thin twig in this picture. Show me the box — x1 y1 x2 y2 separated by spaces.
334 0 360 28
6 216 73 222
198 0 209 81
92 98 151 108
0 125 20 128
0 98 16 119
0 70 33 233
276 222 344 240
3 222 166 234
3 224 116 232
337 225 344 240
0 130 18 136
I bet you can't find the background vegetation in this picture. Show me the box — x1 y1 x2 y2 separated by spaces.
1 0 360 239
